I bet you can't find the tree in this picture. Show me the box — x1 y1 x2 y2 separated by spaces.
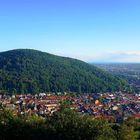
117 124 138 140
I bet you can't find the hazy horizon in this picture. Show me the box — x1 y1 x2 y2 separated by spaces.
0 0 140 63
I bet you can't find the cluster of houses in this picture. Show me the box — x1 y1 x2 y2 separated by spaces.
0 92 140 121
74 92 140 121
0 93 68 117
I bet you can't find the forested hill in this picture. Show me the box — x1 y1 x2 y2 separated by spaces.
0 49 127 94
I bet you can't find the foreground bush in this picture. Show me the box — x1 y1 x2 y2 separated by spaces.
0 107 139 140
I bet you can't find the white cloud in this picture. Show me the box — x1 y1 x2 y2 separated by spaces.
51 49 140 63
90 51 140 63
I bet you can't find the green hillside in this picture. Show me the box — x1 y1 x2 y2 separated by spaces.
0 49 127 94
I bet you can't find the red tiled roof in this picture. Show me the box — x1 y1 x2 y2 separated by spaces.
132 114 140 118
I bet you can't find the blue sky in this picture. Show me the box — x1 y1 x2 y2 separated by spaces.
0 0 140 62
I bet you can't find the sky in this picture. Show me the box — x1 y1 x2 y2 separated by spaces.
0 0 140 62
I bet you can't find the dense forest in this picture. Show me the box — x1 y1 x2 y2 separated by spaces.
0 49 128 94
0 105 139 140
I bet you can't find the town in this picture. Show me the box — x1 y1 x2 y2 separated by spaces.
1 91 140 122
